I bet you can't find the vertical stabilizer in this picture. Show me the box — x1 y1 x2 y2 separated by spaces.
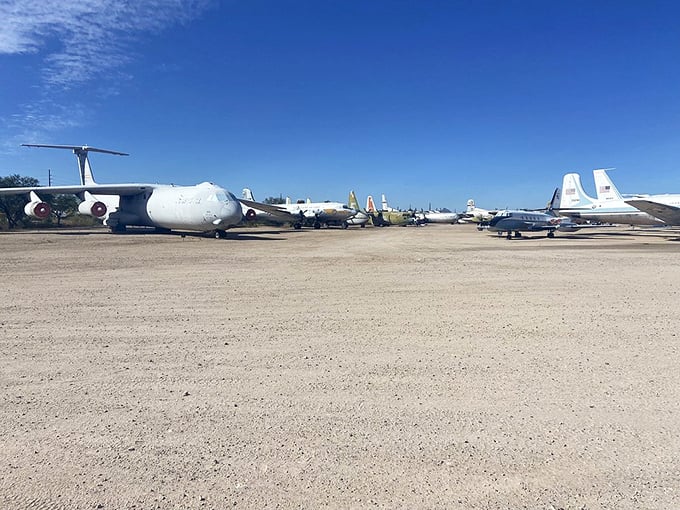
348 190 363 212
466 199 475 212
286 197 291 205
560 173 596 208
242 188 255 201
366 195 377 212
593 169 622 202
381 194 389 211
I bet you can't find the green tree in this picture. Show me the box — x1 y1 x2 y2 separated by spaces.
51 194 80 226
0 174 40 229
263 195 286 204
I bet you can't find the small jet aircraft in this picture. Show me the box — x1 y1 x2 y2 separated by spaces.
488 209 583 239
0 144 244 237
365 195 416 226
240 192 357 229
557 172 664 226
487 189 587 239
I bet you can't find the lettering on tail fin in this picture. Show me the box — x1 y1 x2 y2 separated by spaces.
466 199 475 212
560 173 596 208
593 169 622 202
242 188 255 201
366 195 377 212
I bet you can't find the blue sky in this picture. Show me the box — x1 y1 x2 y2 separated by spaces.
1 0 679 210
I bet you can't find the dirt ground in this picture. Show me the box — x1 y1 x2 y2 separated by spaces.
1 224 679 509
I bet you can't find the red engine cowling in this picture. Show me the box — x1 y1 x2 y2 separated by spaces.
78 200 107 218
24 200 51 219
245 208 257 221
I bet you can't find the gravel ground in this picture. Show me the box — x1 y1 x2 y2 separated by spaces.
1 224 679 509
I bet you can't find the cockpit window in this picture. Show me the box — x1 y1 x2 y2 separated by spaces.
215 192 229 202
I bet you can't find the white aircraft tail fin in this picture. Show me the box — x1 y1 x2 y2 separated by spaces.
560 173 596 208
285 197 291 205
242 188 255 201
381 194 389 211
466 199 476 212
306 197 312 204
366 195 377 212
593 169 622 202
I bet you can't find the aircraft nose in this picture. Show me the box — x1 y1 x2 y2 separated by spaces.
221 198 242 226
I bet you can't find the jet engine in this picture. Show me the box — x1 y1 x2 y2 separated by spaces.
78 200 107 218
24 198 51 219
244 208 257 221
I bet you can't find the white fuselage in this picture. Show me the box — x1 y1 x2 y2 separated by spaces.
421 211 459 224
107 182 243 231
284 201 356 223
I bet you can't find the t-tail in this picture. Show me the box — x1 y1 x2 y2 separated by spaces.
593 168 623 202
560 173 597 209
21 144 128 185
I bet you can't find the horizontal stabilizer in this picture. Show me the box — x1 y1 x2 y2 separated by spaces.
22 144 129 156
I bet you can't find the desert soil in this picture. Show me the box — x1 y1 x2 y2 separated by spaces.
1 224 679 509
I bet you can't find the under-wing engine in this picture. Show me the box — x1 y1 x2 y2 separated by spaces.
24 191 51 219
78 199 107 217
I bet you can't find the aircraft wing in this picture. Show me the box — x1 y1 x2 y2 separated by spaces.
626 199 680 225
0 184 153 196
239 199 298 220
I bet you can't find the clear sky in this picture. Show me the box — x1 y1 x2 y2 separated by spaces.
1 0 679 211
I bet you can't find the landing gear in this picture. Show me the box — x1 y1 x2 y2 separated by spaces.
214 229 226 239
547 231 555 238
360 223 366 228
293 223 303 230
313 221 321 229
342 222 349 229
111 224 127 234
514 231 522 238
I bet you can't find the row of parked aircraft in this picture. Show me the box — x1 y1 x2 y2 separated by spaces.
2 144 680 239
0 144 478 237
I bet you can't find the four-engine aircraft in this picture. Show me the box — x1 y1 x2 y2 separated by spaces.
557 172 664 226
365 194 416 226
240 191 357 229
591 168 680 226
459 199 496 223
0 144 244 237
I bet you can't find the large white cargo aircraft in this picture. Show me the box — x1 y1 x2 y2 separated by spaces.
0 144 243 237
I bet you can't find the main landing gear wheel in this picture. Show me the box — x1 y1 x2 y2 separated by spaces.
547 231 555 238
214 229 226 239
293 223 302 230
514 232 522 238
313 221 321 229
342 222 349 229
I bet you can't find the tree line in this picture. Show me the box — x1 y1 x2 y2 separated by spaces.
0 174 94 229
